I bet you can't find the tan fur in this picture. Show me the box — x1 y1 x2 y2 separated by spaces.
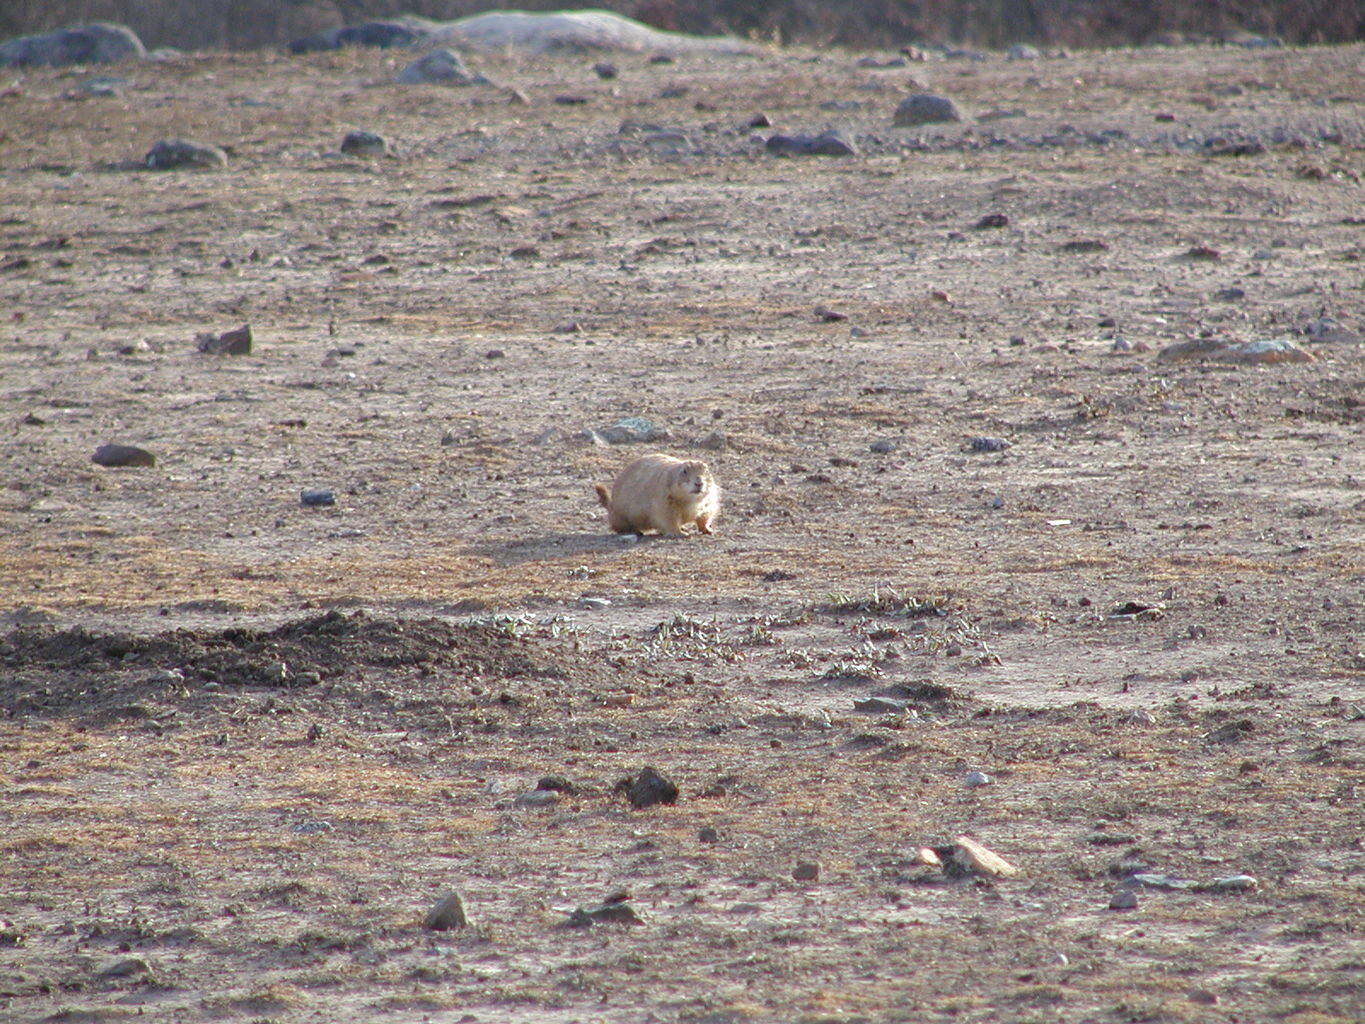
593 454 720 536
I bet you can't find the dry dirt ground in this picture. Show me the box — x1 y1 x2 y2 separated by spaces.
1 36 1364 1024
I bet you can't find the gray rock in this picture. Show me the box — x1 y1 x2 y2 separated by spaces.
592 416 668 444
964 770 993 788
290 18 435 54
566 900 642 927
766 130 858 157
1007 43 1041 60
853 696 908 714
1207 874 1258 892
146 138 227 170
969 436 1011 453
98 956 151 978
593 61 618 79
424 890 469 930
513 789 559 809
92 443 155 468
196 324 252 354
1129 873 1196 890
1304 317 1362 345
793 861 821 881
893 93 962 127
300 489 336 507
869 439 896 454
340 130 390 156
0 23 145 68
397 49 485 86
1108 889 1139 910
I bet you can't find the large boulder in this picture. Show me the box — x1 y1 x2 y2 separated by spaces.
432 10 750 54
0 23 145 68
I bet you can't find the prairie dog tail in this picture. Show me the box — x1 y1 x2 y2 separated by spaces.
593 483 612 510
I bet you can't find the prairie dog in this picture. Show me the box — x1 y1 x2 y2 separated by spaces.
593 454 720 536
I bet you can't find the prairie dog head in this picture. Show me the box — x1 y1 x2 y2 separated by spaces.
672 460 713 498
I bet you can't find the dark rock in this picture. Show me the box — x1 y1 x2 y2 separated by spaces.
792 861 821 881
300 489 336 507
566 901 642 927
1007 43 1040 60
592 61 618 79
1108 890 1139 910
92 444 155 468
340 131 390 157
699 826 720 843
765 130 858 157
289 18 434 54
974 213 1009 229
537 775 576 794
968 436 1011 453
196 324 252 355
146 139 227 170
0 23 145 68
423 891 469 930
747 112 772 128
397 50 484 86
893 93 961 127
555 94 589 105
619 767 678 809
853 696 908 714
98 956 151 978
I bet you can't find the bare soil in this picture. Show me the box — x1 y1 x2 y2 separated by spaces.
1 39 1363 1024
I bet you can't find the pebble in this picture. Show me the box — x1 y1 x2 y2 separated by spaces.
792 861 821 882
291 820 331 834
869 439 896 454
92 443 156 468
765 130 858 157
893 93 962 127
964 770 993 788
537 775 576 795
592 61 618 79
340 130 390 157
300 489 336 507
1129 873 1195 890
145 138 227 170
621 767 678 809
969 436 1011 453
699 826 720 844
424 891 469 931
974 213 1009 229
578 596 611 611
1007 43 1040 60
1124 709 1156 726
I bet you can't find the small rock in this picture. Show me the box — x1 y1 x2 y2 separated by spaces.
1303 317 1362 345
1108 601 1164 621
853 696 908 714
699 826 720 844
146 138 227 170
92 443 155 468
1007 43 1040 60
1208 874 1258 892
514 790 559 809
307 723 324 743
1108 890 1139 910
947 837 1019 878
793 861 821 882
747 112 772 128
969 436 1011 453
1129 873 1195 890
911 847 941 867
869 439 896 454
290 18 432 54
196 324 252 355
765 130 858 157
555 94 589 105
291 819 331 834
814 304 848 321
566 901 642 927
300 489 336 507
424 891 469 931
1124 709 1156 726
974 213 1009 229
340 130 390 157
619 766 678 809
537 775 576 794
964 770 993 788
893 93 961 127
1213 287 1245 302
1058 239 1109 253
592 61 618 79
1185 245 1221 261
578 596 611 611
397 49 484 86
697 431 726 451
1186 988 1219 1006
1203 720 1253 744
98 956 151 978
591 416 668 444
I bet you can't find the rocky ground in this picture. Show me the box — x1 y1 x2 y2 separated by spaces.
1 35 1363 1024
